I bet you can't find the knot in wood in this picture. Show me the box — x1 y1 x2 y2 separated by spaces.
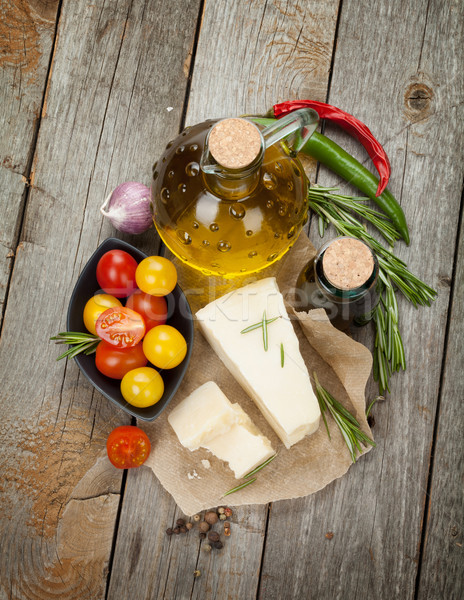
404 83 434 121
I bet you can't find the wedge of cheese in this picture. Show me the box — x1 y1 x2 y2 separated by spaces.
168 381 275 479
196 277 320 448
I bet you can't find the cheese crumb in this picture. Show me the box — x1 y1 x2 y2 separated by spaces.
187 469 201 480
166 106 174 112
201 459 211 469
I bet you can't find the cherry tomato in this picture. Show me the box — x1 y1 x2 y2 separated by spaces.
135 256 177 296
96 250 138 298
95 341 147 379
83 294 122 335
143 324 187 369
95 307 145 348
125 290 168 332
121 367 164 408
106 425 151 469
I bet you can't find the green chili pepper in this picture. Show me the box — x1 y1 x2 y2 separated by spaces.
251 118 410 245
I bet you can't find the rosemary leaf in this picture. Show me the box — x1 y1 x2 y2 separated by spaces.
262 310 268 351
223 477 257 497
240 316 279 334
280 343 285 367
244 454 277 479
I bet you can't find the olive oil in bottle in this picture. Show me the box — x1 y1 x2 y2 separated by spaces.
151 111 319 278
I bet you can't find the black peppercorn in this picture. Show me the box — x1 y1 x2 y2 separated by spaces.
208 531 220 543
179 526 187 533
213 540 223 549
199 532 206 540
166 528 173 536
173 527 180 535
176 518 186 527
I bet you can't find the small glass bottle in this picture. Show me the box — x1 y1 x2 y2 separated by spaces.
295 237 380 331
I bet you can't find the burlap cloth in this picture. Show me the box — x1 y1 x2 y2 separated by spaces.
143 234 373 514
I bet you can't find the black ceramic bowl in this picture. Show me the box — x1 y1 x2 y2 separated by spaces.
67 238 194 420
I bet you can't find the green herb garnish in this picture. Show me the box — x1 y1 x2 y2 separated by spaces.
262 310 268 351
244 454 277 479
241 312 280 351
240 316 279 334
224 454 277 496
280 343 285 367
50 331 100 361
308 185 437 394
313 372 375 463
223 478 257 497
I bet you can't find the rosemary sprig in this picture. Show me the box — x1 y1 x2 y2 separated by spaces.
313 373 375 462
240 316 279 334
223 478 257 497
50 331 100 361
241 312 280 351
262 310 269 351
308 185 437 394
280 343 285 368
223 454 277 496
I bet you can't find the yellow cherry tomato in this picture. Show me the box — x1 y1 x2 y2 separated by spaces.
83 294 122 334
142 325 187 369
120 367 164 408
135 256 177 296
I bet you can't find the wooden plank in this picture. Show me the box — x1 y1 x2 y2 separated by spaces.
417 217 464 596
0 0 60 324
108 1 340 598
0 0 200 597
259 0 464 598
108 467 269 600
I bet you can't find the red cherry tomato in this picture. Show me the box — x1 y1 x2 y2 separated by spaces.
95 307 145 348
125 290 168 332
106 425 151 469
96 250 138 298
95 341 147 379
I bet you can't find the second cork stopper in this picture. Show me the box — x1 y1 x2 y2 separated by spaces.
208 118 262 170
322 238 374 290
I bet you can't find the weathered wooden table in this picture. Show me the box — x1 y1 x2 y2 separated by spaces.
1 0 463 598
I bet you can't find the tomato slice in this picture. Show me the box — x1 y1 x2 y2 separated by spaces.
95 307 145 348
106 425 151 469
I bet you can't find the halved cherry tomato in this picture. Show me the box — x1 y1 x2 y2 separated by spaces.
121 367 164 408
135 256 177 296
106 425 151 469
95 307 145 348
95 341 147 379
125 290 168 332
83 293 122 335
142 324 187 369
96 250 138 298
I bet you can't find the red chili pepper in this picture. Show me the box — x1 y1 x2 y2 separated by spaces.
273 100 391 197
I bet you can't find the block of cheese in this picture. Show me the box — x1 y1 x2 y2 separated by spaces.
196 277 320 448
168 381 275 479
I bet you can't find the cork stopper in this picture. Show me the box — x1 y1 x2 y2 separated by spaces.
208 118 262 169
322 238 374 290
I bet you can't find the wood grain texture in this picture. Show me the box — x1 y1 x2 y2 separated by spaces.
186 0 339 183
416 218 464 597
0 0 60 323
107 1 340 598
108 466 269 600
0 0 199 597
259 0 464 598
